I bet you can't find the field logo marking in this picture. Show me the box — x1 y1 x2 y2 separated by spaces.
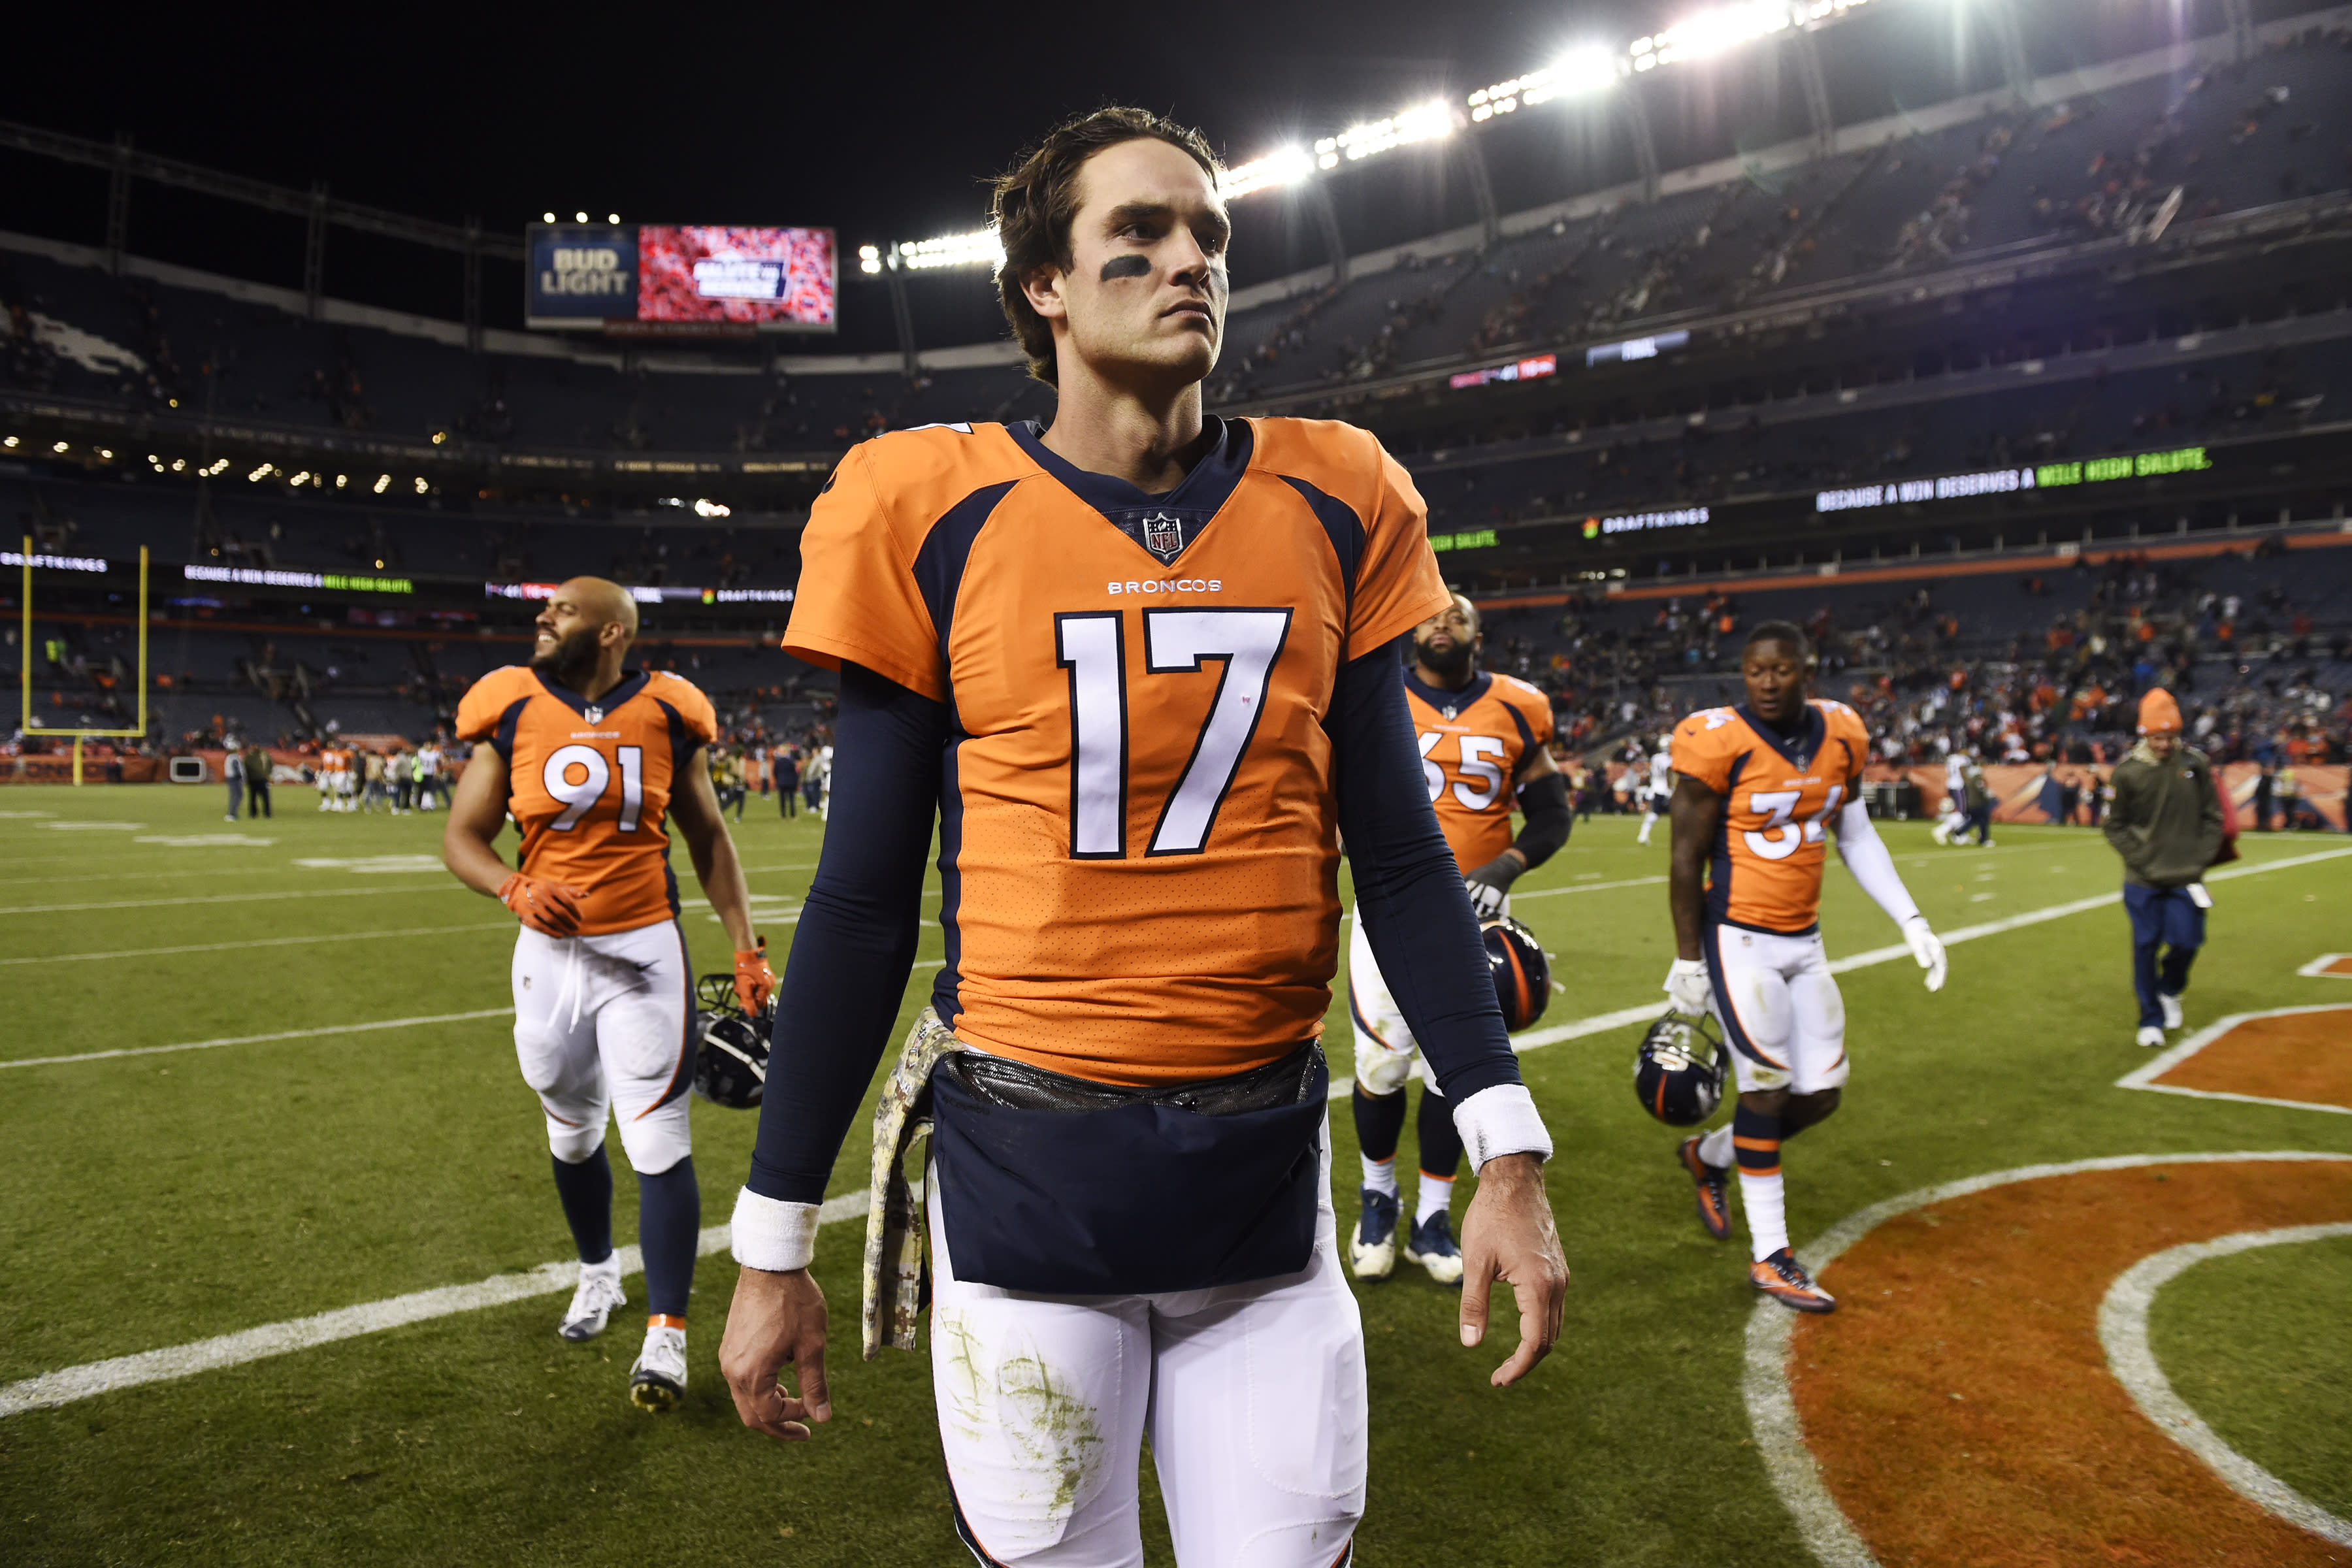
1743 1151 2352 1568
2117 1005 2352 1117
2099 1223 2352 1548
2295 953 2352 979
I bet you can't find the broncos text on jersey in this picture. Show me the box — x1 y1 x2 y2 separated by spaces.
1671 698 1870 935
454 665 719 934
783 415 1450 1085
1404 669 1554 871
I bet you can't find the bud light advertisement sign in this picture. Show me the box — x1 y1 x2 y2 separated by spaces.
527 225 638 324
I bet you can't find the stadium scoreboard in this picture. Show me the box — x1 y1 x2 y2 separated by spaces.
527 223 837 334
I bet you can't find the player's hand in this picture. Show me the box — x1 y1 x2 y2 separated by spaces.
498 872 585 938
734 939 777 1013
1462 852 1524 920
1663 957 1712 1017
720 1265 831 1442
1459 1152 1568 1388
1903 916 1947 992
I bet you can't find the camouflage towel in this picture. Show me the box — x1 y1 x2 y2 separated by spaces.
861 1006 962 1360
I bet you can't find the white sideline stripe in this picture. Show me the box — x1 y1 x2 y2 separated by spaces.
0 1194 870 1420
1320 847 2351 1100
1743 1151 2352 1568
1511 874 1667 900
0 1009 510 1070
0 884 469 915
2099 1224 2352 1548
2114 1004 2352 1117
0 923 512 967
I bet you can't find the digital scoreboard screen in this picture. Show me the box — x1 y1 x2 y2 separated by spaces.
527 224 837 333
637 226 836 330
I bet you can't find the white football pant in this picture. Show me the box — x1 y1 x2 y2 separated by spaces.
1346 898 1506 1097
928 1129 1365 1567
1703 925 1849 1097
510 920 694 1174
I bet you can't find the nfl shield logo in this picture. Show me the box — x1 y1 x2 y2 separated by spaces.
583 705 603 725
1141 510 1185 564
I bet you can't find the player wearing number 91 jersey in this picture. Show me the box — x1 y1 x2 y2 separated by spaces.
445 576 772 1414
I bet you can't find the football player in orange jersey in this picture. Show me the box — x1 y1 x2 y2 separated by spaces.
1664 621 1947 1313
717 108 1567 1565
442 576 774 1411
1348 592 1570 1285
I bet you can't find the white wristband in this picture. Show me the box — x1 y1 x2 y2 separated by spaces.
1451 1083 1554 1172
730 1186 822 1273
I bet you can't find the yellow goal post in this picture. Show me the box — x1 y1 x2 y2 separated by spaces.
19 536 148 785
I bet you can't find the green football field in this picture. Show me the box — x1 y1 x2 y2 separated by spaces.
0 783 2345 1566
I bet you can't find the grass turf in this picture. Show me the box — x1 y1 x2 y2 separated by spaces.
0 784 2345 1565
2148 1233 2352 1519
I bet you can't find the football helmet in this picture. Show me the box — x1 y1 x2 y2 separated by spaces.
693 973 774 1109
1633 1011 1727 1127
1480 916 1551 1032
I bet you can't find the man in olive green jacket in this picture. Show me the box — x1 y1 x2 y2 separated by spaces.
2103 689 2223 1047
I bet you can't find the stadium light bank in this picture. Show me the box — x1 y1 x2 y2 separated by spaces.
867 0 1875 267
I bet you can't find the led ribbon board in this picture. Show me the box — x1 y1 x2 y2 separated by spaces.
1815 446 2213 514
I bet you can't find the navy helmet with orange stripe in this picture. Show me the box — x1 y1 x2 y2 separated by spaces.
1480 916 1550 1032
1633 1011 1727 1128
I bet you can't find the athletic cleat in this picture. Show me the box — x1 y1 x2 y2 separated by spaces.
1401 1210 1465 1286
629 1324 687 1411
1750 1249 1837 1314
1929 821 1950 845
558 1259 626 1343
1678 1135 1732 1241
2159 992 2183 1030
1350 1188 1399 1281
2136 1025 2166 1048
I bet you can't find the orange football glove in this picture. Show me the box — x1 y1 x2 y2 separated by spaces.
498 872 586 938
734 937 776 1015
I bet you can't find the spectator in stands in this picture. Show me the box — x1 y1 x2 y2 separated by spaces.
2103 689 2223 1048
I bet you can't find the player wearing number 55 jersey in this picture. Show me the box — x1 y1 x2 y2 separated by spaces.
1348 592 1570 1286
718 110 1567 1568
443 576 774 1412
1661 621 1946 1313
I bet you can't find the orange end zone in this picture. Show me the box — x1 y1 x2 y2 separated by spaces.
1789 1160 2352 1567
2156 1008 2352 1112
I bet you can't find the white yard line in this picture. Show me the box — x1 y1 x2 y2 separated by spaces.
0 1194 869 1420
0 885 470 916
0 1010 510 1071
0 923 513 968
3 844 2344 1417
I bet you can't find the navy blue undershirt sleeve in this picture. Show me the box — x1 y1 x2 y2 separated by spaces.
1331 649 1524 1102
744 662 943 1205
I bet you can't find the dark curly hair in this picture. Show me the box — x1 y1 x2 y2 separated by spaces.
991 107 1223 387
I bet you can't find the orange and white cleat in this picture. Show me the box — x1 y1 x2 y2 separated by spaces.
1678 1135 1731 1241
1750 1248 1837 1313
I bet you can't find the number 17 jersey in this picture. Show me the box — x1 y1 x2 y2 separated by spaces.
783 416 1450 1085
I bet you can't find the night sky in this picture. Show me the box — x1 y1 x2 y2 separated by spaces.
6 1 1658 340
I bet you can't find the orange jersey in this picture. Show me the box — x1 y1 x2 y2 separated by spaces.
454 665 718 936
1671 699 1870 935
1405 669 1554 870
785 416 1449 1085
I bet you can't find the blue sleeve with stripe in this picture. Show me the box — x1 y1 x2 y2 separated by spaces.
743 663 942 1205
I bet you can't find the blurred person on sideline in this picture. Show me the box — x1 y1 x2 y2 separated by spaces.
2102 689 2223 1048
